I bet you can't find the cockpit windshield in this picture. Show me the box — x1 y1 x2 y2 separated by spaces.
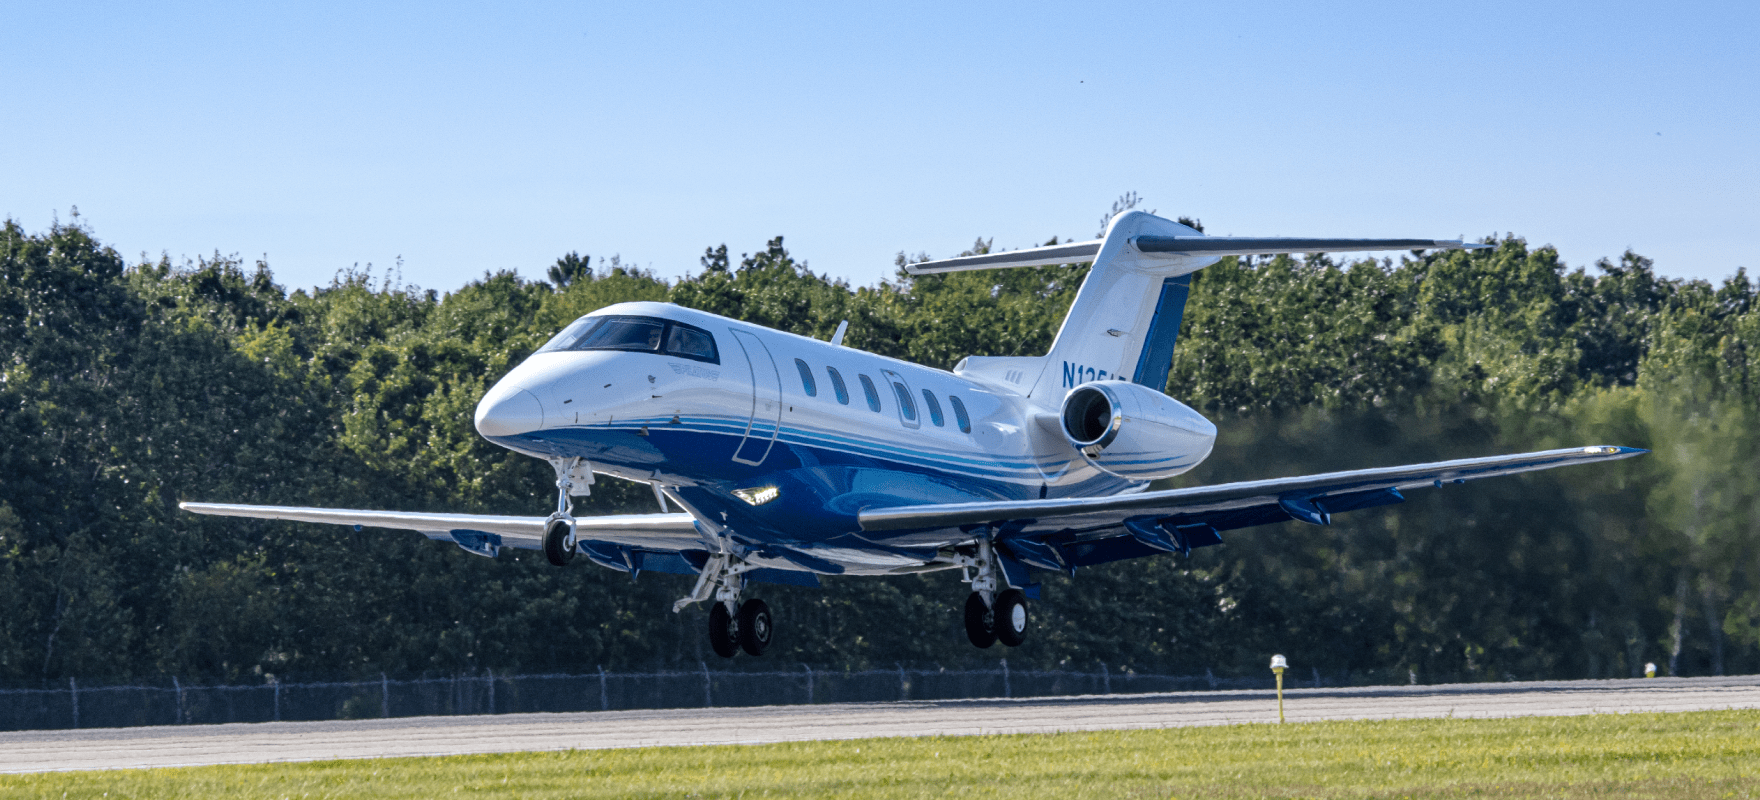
536 315 720 364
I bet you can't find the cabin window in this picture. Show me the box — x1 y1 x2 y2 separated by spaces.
949 395 971 433
921 390 945 427
538 315 720 364
794 359 817 397
858 374 882 412
891 381 917 421
826 366 850 405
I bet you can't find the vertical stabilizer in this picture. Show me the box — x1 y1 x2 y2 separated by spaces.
1023 211 1213 406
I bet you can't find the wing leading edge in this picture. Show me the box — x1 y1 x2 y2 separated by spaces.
177 502 722 578
857 446 1645 573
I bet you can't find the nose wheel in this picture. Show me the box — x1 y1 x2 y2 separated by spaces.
540 457 592 567
542 517 576 567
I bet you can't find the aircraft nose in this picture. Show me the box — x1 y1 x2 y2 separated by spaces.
475 388 545 437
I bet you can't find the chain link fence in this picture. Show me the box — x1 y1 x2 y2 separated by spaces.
0 664 1288 732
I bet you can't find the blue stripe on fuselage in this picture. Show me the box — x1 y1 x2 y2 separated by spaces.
485 419 1145 547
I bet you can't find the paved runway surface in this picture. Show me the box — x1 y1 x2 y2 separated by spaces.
3 675 1758 773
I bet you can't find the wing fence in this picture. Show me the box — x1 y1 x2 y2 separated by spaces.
0 664 1282 732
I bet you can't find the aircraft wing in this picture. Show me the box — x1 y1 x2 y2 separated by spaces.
178 502 706 570
857 446 1644 573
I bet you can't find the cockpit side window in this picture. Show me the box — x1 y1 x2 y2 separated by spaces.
536 315 720 364
664 324 719 363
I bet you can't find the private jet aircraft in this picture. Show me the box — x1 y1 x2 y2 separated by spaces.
182 211 1643 657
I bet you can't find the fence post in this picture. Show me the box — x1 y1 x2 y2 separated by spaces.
599 666 608 711
1311 666 1320 688
700 661 712 707
69 678 78 728
486 669 495 715
381 673 389 718
172 677 183 724
1205 668 1217 690
898 663 908 701
273 678 281 722
1101 663 1111 695
1001 659 1010 699
803 664 813 705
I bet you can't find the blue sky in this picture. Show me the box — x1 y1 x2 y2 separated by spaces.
5 1 1756 294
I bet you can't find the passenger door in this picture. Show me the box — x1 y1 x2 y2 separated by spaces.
731 330 782 465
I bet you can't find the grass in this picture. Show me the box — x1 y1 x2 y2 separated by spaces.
3 710 1758 799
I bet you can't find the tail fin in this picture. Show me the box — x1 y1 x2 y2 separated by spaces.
915 211 1489 406
1025 212 1203 405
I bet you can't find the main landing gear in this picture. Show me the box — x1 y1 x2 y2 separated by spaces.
541 455 774 659
958 539 1030 649
707 597 773 658
676 552 773 658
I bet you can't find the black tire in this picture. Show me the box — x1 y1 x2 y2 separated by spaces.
995 588 1028 647
963 592 997 649
708 602 739 658
543 519 575 567
737 598 773 656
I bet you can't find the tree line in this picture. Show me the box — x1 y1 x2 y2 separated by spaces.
1 212 1755 686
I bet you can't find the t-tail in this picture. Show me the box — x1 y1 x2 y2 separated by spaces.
912 211 1488 408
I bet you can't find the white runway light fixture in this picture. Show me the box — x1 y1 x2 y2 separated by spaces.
1270 654 1288 723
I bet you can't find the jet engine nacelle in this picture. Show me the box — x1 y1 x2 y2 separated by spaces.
1060 380 1217 480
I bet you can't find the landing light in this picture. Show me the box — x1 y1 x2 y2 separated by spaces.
734 486 781 506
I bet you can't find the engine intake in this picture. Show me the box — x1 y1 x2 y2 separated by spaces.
1059 381 1217 480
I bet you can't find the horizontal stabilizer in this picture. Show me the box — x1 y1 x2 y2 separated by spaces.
904 240 1102 275
1134 236 1489 257
903 235 1487 275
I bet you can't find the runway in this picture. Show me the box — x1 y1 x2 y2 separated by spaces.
3 675 1757 774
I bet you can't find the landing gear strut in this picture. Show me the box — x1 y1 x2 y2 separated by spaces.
676 553 774 657
542 457 593 567
957 538 1030 649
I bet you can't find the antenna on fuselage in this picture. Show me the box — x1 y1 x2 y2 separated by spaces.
830 320 849 347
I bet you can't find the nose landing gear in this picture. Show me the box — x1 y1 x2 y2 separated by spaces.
542 457 594 567
957 538 1031 649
